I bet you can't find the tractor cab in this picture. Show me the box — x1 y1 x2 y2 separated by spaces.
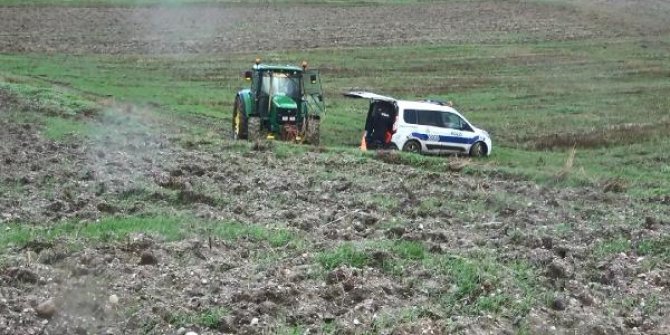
234 59 324 144
251 68 301 121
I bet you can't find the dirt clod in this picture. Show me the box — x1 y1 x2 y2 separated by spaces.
547 259 573 279
139 251 158 266
5 267 39 284
34 298 57 319
551 296 567 311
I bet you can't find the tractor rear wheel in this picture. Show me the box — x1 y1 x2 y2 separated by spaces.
305 116 320 145
248 117 263 141
232 96 248 140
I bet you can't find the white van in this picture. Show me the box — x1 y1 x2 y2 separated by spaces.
345 91 492 157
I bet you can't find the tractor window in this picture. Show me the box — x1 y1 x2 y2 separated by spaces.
261 72 301 98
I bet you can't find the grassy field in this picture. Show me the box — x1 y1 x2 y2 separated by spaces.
2 36 669 195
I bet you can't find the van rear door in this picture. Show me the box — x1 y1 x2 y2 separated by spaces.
343 91 396 102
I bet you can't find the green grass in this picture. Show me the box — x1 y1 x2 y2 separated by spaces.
0 81 98 116
426 255 540 316
316 241 541 317
167 307 229 329
317 243 370 270
317 240 426 272
43 116 89 140
0 215 297 249
637 237 670 259
593 237 632 258
1 7 669 196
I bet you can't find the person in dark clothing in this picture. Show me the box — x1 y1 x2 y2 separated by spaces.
364 101 397 149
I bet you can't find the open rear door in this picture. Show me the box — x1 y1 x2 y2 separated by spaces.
345 91 399 149
343 91 396 102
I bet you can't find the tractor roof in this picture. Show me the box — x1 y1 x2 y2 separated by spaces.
253 64 303 72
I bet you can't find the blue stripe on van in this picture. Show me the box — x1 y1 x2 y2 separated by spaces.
410 133 480 145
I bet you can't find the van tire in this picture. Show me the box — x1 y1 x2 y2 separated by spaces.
469 142 487 157
402 140 422 154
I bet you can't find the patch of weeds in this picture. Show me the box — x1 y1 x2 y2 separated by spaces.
367 194 400 212
593 237 631 258
118 186 155 202
390 240 427 260
210 221 296 248
0 224 35 248
642 295 661 316
425 254 540 316
0 81 98 117
370 150 449 171
220 141 253 153
167 307 228 329
274 325 308 335
317 240 427 275
636 236 670 260
554 222 573 238
416 197 443 217
370 306 424 333
43 116 89 140
266 229 296 248
507 228 525 245
139 318 159 335
1 217 298 249
318 321 340 334
273 142 307 159
317 243 370 270
85 216 188 241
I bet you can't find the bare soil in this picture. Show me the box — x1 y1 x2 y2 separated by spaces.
1 92 669 334
0 2 637 54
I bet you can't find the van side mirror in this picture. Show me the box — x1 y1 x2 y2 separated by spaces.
244 71 252 81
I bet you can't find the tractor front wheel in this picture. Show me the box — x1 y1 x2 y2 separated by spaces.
232 96 248 140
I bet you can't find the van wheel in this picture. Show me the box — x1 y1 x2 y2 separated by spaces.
469 142 487 157
402 140 422 154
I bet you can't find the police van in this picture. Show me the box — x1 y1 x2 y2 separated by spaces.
345 91 492 157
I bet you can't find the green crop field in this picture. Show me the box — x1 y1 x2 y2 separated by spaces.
2 38 668 195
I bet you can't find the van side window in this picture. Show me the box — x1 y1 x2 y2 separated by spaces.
403 109 417 124
442 113 462 129
417 110 442 127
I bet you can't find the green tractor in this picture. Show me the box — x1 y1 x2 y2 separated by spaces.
232 59 325 144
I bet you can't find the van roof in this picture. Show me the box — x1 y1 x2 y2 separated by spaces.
343 91 462 115
396 99 457 112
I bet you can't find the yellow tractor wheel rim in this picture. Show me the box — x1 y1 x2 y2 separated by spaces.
234 110 240 135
